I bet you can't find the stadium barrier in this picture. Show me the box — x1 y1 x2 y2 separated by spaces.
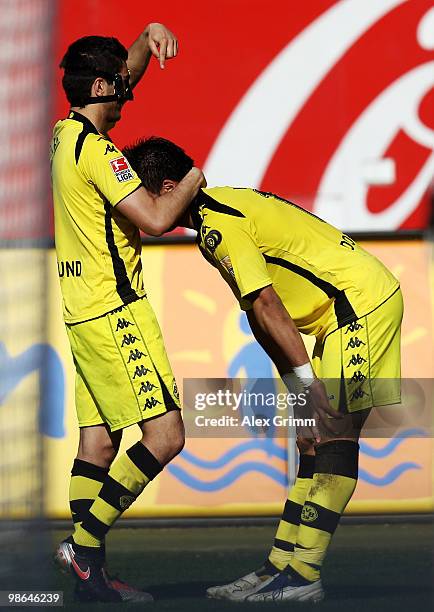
1 237 433 518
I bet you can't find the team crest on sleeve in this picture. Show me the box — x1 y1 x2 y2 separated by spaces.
204 229 222 252
109 156 134 183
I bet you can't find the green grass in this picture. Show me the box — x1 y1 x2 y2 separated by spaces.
45 523 433 609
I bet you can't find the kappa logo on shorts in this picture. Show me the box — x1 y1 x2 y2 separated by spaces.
347 354 367 367
144 397 162 410
350 386 370 401
350 371 366 384
345 337 366 350
121 333 140 347
345 321 363 333
116 317 134 331
138 381 157 395
109 156 134 183
127 349 147 363
110 305 126 314
204 230 222 253
173 381 179 401
301 504 318 523
133 365 152 378
119 495 135 510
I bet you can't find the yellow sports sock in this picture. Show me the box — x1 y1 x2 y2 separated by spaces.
289 441 359 582
69 459 108 529
268 454 315 570
73 442 162 548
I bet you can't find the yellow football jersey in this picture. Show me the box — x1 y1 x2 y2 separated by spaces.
50 111 145 323
193 188 399 339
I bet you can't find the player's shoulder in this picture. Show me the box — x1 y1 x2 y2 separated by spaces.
203 186 254 202
81 131 121 156
204 186 261 213
201 187 259 229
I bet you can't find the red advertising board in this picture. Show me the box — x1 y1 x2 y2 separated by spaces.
54 0 434 232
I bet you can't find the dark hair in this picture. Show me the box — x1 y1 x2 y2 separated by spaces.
60 36 128 107
123 137 194 194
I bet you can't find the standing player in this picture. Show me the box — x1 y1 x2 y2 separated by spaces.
51 32 205 603
123 137 403 603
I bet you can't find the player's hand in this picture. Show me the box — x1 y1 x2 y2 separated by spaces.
296 378 343 443
198 169 207 188
187 167 207 188
144 23 178 69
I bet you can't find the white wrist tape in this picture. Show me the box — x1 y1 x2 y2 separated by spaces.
292 363 315 388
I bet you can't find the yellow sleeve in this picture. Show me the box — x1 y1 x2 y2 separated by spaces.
79 135 142 207
203 218 272 298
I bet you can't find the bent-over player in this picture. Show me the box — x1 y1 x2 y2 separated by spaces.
123 137 403 603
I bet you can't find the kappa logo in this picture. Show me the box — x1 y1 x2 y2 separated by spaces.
204 230 222 253
347 354 367 367
109 156 134 183
350 371 367 384
144 397 163 410
133 365 152 379
116 317 134 331
121 333 139 347
350 386 370 401
345 337 366 350
127 349 147 363
301 504 318 523
104 143 117 155
110 305 126 314
345 322 363 333
138 380 157 395
173 380 179 401
119 495 135 510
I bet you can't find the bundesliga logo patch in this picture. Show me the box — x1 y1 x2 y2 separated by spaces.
109 156 134 183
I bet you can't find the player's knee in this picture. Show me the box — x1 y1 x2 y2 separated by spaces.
141 422 185 466
77 437 118 468
297 437 315 454
160 426 185 464
171 426 185 458
100 443 119 465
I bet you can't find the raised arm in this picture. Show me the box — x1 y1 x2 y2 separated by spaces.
127 22 178 85
116 167 204 236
